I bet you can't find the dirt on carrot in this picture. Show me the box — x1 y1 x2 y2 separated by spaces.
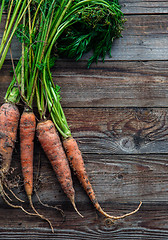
63 136 142 220
36 119 83 218
20 109 54 232
20 108 36 197
0 102 20 175
0 103 36 214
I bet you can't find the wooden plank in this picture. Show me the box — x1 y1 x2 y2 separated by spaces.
1 150 168 237
64 108 168 154
1 97 168 153
0 15 168 61
1 60 168 108
0 149 168 240
0 203 168 239
52 60 168 108
0 3 167 238
120 0 168 14
0 135 168 237
1 142 168 205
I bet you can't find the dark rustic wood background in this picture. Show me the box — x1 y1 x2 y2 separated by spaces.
1 1 168 239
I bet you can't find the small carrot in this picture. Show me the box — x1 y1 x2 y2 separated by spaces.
36 119 83 218
0 102 20 175
63 136 142 220
20 109 36 199
20 109 54 232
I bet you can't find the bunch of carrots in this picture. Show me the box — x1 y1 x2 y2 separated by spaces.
0 0 142 232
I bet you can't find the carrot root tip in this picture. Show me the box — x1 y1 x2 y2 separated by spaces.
28 195 54 233
70 196 84 218
111 201 142 221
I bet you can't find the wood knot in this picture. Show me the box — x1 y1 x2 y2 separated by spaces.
119 136 135 152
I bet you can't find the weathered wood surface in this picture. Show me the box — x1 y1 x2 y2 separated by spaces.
1 1 168 239
1 14 168 61
1 203 168 240
1 60 168 108
120 0 168 14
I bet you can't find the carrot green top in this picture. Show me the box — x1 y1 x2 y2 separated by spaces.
4 0 125 138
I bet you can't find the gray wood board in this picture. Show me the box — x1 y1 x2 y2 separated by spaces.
0 203 168 239
5 150 168 203
64 107 168 154
120 0 168 14
1 60 168 108
0 203 168 240
0 15 168 61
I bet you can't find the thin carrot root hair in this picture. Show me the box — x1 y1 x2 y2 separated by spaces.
1 193 38 216
3 188 12 201
3 182 25 203
28 194 54 233
0 174 54 230
34 188 65 220
34 150 65 220
63 137 142 221
97 201 142 221
0 180 37 216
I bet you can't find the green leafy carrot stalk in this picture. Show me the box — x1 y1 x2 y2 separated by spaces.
0 0 32 69
0 0 5 25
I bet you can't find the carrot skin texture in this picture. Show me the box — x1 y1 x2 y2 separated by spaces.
63 137 142 219
0 103 20 174
36 120 75 201
20 110 36 197
63 137 99 206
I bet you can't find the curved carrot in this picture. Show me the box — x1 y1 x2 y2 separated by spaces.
63 137 142 220
0 102 20 174
20 109 54 232
36 120 83 217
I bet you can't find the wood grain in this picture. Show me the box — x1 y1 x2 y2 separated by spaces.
0 202 167 239
1 15 168 61
120 0 168 14
0 147 168 237
63 108 168 154
1 141 168 205
52 60 168 108
1 60 168 108
0 201 167 239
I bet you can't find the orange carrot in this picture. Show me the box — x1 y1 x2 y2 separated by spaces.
63 137 142 220
0 102 20 175
36 120 83 217
20 109 54 231
20 109 36 198
0 103 31 211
